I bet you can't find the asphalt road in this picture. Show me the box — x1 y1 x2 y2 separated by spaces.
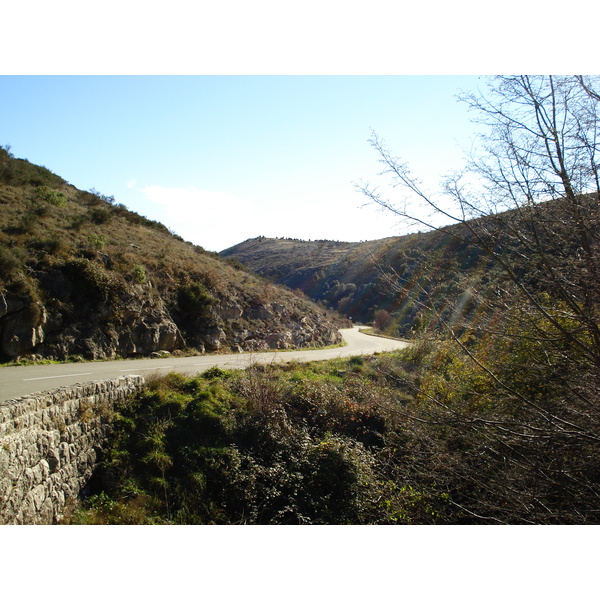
0 327 409 402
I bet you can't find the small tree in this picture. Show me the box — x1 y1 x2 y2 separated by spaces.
373 308 393 332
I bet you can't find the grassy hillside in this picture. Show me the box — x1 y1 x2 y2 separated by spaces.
0 147 347 362
221 230 497 337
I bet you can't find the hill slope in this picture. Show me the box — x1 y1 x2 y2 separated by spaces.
0 148 346 362
221 231 493 337
221 193 600 340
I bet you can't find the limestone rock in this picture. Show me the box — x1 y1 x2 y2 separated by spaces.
218 300 244 321
202 326 227 351
0 300 47 358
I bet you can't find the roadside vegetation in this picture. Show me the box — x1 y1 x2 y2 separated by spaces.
65 330 600 525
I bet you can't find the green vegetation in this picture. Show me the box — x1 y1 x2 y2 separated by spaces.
131 264 146 284
66 333 600 524
66 356 422 524
87 233 105 250
176 281 215 318
35 185 67 207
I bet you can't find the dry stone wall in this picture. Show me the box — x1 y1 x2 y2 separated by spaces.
0 375 144 525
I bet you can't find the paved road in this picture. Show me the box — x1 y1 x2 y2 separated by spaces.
0 327 409 402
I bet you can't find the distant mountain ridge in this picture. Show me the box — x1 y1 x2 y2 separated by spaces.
0 148 346 362
220 235 405 322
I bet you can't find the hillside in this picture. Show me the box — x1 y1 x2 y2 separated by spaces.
0 148 346 362
221 194 600 341
221 230 497 337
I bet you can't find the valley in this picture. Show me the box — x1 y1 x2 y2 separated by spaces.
2 75 600 525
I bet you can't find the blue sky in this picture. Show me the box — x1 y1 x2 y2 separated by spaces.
1 75 487 251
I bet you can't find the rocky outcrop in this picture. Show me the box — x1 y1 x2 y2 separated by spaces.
0 270 186 361
0 290 48 358
0 376 144 525
166 279 344 355
0 275 342 361
116 306 185 357
207 297 342 352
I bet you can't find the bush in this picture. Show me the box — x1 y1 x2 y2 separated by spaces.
90 207 111 224
132 264 146 284
63 258 124 305
177 281 216 318
202 366 232 380
35 186 67 207
374 308 393 332
87 233 105 250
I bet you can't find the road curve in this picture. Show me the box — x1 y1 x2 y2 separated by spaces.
0 327 410 402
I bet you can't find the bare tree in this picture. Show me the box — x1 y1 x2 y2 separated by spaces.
357 76 600 523
358 76 600 366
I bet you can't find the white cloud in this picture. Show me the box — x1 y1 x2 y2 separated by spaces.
129 182 400 252
136 184 255 251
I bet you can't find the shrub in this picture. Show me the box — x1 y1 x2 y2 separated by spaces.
35 185 67 207
87 233 105 250
374 308 393 332
63 258 124 305
132 264 146 284
177 282 216 318
90 207 111 224
202 366 232 380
